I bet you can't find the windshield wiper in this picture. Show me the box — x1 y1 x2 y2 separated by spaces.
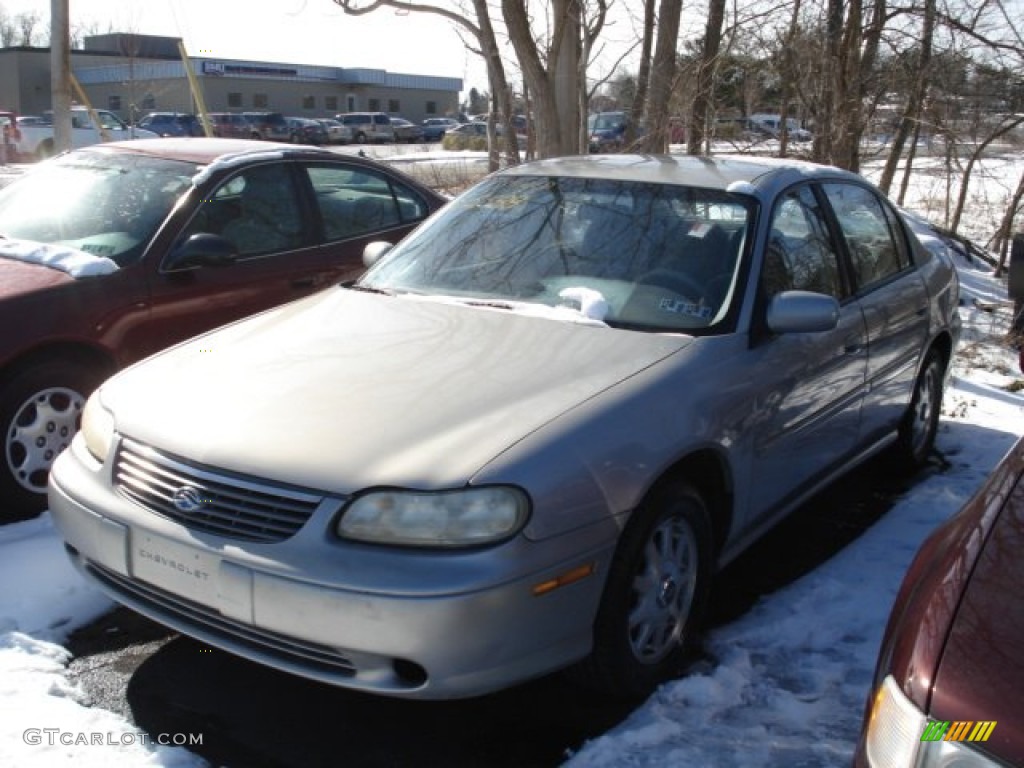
349 284 396 296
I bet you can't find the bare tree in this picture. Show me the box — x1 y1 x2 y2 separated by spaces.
638 0 682 153
687 0 726 154
0 7 16 47
333 0 520 167
503 0 584 156
17 10 41 46
624 0 655 147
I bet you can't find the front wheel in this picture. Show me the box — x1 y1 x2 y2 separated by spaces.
894 351 945 470
573 481 712 698
0 360 108 523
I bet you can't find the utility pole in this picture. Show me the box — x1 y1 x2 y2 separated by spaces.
50 0 72 153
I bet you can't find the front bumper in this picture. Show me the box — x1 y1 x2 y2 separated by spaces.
48 438 614 699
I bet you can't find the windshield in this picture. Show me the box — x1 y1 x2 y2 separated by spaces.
588 113 625 132
0 150 195 267
360 175 753 333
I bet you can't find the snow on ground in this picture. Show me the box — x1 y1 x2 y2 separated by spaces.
0 150 1022 767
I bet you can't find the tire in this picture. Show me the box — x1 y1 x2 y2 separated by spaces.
355 132 367 144
573 481 712 699
894 350 944 470
0 360 108 523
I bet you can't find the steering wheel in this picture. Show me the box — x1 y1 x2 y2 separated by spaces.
637 269 705 301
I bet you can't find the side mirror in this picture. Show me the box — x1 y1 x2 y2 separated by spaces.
363 241 393 269
766 290 840 334
164 233 238 271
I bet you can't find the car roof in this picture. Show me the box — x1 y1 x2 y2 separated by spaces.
80 137 334 164
500 154 861 197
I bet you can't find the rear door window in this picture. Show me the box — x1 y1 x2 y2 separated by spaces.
306 163 430 242
822 183 910 293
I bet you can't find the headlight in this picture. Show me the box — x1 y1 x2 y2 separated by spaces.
337 487 529 548
864 675 1002 767
80 392 114 462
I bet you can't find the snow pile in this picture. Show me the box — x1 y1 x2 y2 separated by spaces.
0 517 204 766
0 238 118 278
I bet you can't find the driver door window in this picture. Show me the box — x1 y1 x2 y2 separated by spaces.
764 186 843 298
182 164 305 258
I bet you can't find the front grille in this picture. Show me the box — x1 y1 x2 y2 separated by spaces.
86 561 356 677
114 438 323 543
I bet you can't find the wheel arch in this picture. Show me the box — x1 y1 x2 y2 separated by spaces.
3 341 117 384
643 447 734 560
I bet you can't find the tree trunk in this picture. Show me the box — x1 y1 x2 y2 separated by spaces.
878 0 934 194
502 0 583 157
639 0 682 153
687 0 725 155
626 0 655 147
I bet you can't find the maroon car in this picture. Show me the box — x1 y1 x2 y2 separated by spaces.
0 138 445 521
856 436 1024 766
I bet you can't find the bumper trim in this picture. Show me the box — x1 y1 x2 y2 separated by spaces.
84 559 358 678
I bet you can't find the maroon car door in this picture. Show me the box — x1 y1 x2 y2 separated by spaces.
136 160 343 357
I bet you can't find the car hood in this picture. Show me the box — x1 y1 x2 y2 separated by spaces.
103 288 690 494
931 493 1024 762
0 254 75 299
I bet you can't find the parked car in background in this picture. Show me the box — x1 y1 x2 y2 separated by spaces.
390 117 423 143
241 111 290 142
207 112 250 140
0 137 446 521
747 114 813 142
15 107 158 160
441 121 490 150
587 111 630 153
336 112 394 144
855 434 1024 767
138 112 204 138
445 122 488 138
49 155 959 702
1 110 20 161
286 117 329 145
316 118 352 145
421 117 459 141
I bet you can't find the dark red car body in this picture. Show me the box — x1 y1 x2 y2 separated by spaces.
0 138 445 519
856 436 1024 766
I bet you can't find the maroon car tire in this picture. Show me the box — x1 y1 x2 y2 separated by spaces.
0 359 108 523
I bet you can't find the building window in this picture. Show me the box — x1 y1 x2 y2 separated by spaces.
302 94 315 110
141 93 156 110
425 101 437 115
346 95 356 112
368 98 380 111
108 95 122 111
388 99 400 113
253 93 269 108
228 92 242 108
325 96 338 111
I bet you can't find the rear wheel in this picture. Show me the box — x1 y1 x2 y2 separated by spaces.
894 351 944 470
573 481 712 698
0 360 108 523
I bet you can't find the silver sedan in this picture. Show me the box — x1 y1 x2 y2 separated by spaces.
49 155 961 700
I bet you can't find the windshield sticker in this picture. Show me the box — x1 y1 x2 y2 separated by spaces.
658 297 712 319
688 221 713 239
